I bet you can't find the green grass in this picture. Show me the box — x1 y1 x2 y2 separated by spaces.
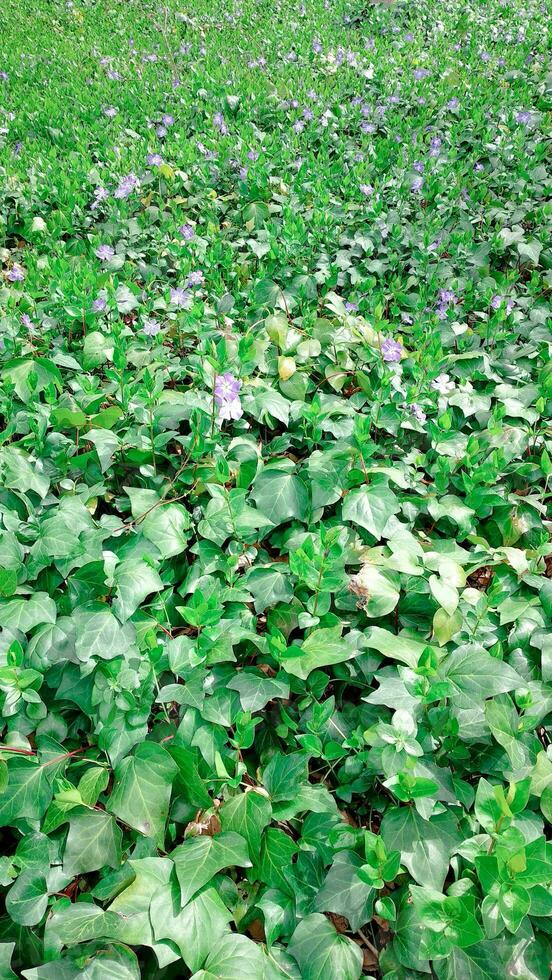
0 1 551 978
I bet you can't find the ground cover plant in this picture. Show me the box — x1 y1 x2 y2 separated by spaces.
0 0 551 976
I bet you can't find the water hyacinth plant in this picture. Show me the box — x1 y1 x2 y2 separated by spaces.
0 0 550 978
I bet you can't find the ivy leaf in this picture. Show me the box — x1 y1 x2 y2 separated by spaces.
0 758 53 827
63 809 122 876
315 851 374 931
282 626 357 679
381 807 460 890
288 913 363 980
219 790 273 859
112 559 164 622
342 486 399 538
171 832 251 907
189 932 267 980
250 469 309 526
5 871 48 926
439 646 523 704
150 880 232 971
226 671 289 711
108 743 178 847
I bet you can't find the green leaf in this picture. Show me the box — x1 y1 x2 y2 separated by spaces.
439 646 522 703
0 758 53 826
251 469 309 526
189 932 267 980
288 913 363 980
219 790 272 859
63 809 122 876
227 671 289 712
171 832 251 907
263 751 308 802
150 881 232 971
112 559 164 622
342 486 399 538
380 807 460 890
282 626 357 679
315 851 374 931
5 871 48 926
108 742 178 847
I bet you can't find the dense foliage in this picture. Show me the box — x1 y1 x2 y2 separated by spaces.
0 0 551 976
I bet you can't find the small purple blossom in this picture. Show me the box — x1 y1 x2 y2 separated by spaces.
431 374 455 395
95 244 114 261
8 265 25 282
413 161 424 173
447 98 460 110
409 403 426 423
360 183 374 196
147 153 163 167
515 110 531 125
21 314 32 329
381 337 402 363
214 372 243 421
179 224 195 240
413 68 429 80
103 106 118 118
170 287 191 308
162 113 175 126
92 296 107 312
91 187 109 210
345 301 359 313
114 174 137 199
143 318 161 337
411 176 424 193
187 271 204 287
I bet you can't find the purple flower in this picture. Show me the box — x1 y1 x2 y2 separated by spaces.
143 318 161 337
214 372 243 421
447 98 460 110
411 176 423 193
187 271 204 287
429 137 442 157
147 153 163 167
413 68 429 80
413 161 424 173
156 125 167 138
104 106 118 118
91 187 109 210
0 71 8 81
95 244 114 261
7 264 25 282
170 287 191 307
21 314 32 328
162 113 175 126
114 174 137 199
381 337 402 363
431 374 455 395
360 183 374 196
312 39 322 54
515 110 531 125
179 224 195 240
345 301 359 312
93 296 107 312
247 149 259 161
409 403 426 423
213 112 227 134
